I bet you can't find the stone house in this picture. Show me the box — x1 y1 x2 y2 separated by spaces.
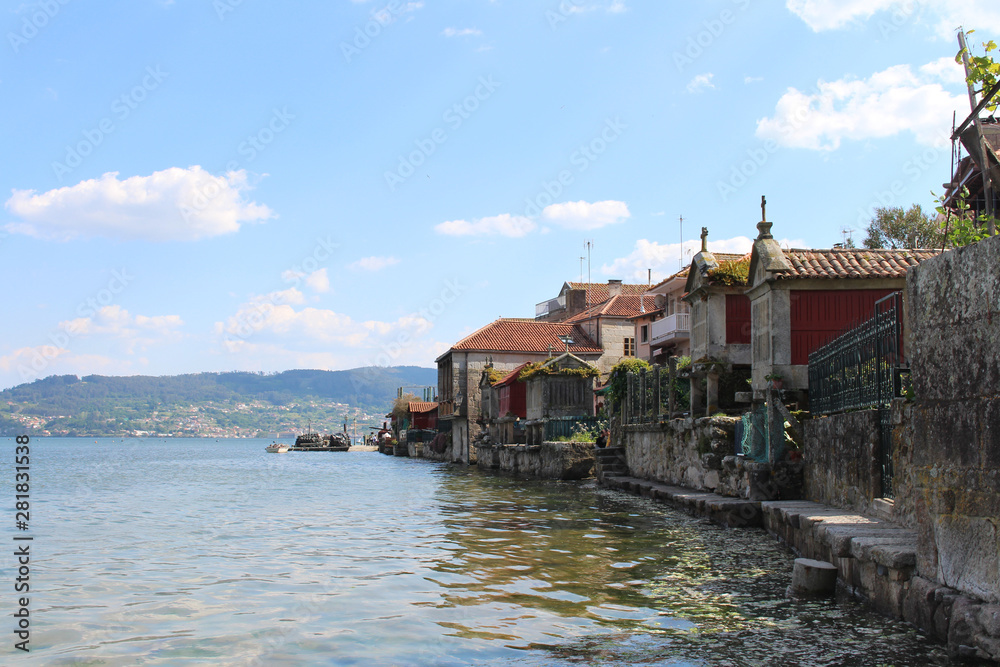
680 229 751 413
435 318 602 464
563 280 649 374
632 267 691 364
746 216 941 396
535 280 648 322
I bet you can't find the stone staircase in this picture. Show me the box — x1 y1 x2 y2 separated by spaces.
594 446 628 482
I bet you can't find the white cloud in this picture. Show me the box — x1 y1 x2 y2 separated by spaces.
686 73 715 94
602 237 754 282
786 0 1000 37
348 256 400 271
58 305 185 354
442 27 482 37
756 59 965 150
0 346 134 388
602 235 809 282
4 167 273 242
541 200 630 230
435 214 536 238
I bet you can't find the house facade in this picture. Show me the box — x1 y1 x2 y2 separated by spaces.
564 280 649 374
633 267 691 363
436 318 602 463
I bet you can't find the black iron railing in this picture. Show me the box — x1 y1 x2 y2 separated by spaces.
808 292 906 416
808 291 905 497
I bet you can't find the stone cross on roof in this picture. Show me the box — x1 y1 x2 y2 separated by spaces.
700 227 708 252
757 195 773 240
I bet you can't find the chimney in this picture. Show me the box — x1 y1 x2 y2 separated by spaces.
608 279 623 298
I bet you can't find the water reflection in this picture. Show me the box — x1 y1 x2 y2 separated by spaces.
430 468 958 666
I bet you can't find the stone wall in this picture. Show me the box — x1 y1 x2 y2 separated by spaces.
475 442 594 480
907 235 1000 605
619 416 802 501
803 409 887 521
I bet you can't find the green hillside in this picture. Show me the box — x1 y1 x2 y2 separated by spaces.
0 367 437 438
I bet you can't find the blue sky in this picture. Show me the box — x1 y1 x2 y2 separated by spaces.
1 0 996 390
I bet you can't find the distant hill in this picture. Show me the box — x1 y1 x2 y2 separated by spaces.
0 367 437 438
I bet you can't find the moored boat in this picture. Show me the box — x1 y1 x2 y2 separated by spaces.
266 442 289 453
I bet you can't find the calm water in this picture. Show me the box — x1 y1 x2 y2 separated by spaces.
1 438 960 666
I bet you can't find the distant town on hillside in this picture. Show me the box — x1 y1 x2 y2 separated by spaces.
0 367 436 438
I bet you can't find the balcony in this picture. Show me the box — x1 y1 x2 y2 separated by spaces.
535 295 566 318
650 313 690 346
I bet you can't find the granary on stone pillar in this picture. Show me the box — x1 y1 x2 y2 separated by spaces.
520 352 600 445
745 196 941 399
681 226 753 415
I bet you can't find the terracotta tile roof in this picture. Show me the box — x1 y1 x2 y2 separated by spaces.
408 402 438 414
565 282 649 302
448 318 602 355
648 267 690 291
778 248 942 280
565 294 648 323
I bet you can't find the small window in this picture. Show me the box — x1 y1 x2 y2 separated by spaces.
640 325 648 344
624 337 635 357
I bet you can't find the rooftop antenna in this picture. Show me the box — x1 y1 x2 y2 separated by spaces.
678 215 684 269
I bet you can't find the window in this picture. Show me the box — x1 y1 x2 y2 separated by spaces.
624 337 635 357
640 325 648 344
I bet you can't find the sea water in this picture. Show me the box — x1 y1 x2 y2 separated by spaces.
0 438 962 665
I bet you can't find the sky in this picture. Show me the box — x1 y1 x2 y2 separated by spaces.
1 0 997 390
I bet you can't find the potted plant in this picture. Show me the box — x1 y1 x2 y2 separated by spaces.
764 373 783 390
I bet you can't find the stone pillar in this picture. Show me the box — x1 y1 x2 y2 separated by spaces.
653 365 661 421
706 367 720 417
690 374 704 416
668 357 677 417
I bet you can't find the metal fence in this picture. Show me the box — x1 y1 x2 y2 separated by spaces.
807 291 905 497
808 292 906 416
544 416 601 441
621 364 685 425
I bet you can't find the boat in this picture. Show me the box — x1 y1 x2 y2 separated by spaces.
290 432 351 452
266 442 289 453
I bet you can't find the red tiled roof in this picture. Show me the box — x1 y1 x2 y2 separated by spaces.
564 294 648 323
648 267 690 291
565 282 649 302
448 318 602 354
408 402 438 414
496 362 531 386
779 248 941 280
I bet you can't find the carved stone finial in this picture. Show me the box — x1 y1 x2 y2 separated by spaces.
700 227 708 252
757 196 773 240
761 195 767 222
